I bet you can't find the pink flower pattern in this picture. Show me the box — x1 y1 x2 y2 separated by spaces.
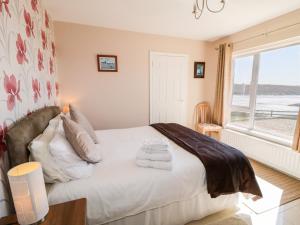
47 81 52 99
24 9 35 38
41 30 47 49
32 79 41 103
31 0 38 13
49 58 54 74
16 34 28 64
45 11 49 28
51 42 55 57
0 1 57 161
4 72 22 111
0 0 11 17
55 82 59 96
38 49 44 71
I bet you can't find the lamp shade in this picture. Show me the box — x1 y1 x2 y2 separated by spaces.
7 162 49 225
62 104 70 114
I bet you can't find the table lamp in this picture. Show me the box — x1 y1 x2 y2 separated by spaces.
7 162 49 225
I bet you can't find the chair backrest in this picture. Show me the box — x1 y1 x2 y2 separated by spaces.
194 102 212 128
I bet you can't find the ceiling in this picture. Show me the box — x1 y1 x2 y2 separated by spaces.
43 0 300 41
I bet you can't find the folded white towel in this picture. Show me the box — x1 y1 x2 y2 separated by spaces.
143 138 169 146
142 138 169 153
142 147 168 154
136 159 172 170
137 149 172 161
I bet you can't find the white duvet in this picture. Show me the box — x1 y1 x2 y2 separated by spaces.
47 126 207 225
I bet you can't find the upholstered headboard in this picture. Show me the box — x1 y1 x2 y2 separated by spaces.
5 106 60 168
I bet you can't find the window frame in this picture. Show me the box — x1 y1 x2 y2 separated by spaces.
227 37 300 147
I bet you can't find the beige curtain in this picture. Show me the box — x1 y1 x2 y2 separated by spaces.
212 43 233 126
292 110 300 152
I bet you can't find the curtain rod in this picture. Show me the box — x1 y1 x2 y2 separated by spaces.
215 22 300 50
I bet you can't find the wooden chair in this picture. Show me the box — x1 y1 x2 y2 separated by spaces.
194 102 222 140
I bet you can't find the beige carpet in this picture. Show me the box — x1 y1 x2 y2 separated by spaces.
189 214 251 225
207 216 249 225
243 159 300 214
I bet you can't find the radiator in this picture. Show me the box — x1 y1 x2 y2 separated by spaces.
222 129 300 179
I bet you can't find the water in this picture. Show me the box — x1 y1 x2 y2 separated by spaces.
232 95 300 112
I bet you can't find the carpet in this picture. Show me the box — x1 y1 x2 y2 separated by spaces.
206 215 250 225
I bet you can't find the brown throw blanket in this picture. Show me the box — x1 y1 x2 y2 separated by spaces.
151 123 262 198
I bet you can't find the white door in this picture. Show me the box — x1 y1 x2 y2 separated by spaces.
150 52 188 125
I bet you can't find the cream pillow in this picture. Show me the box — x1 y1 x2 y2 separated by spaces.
69 105 99 144
48 112 69 129
62 116 102 163
28 125 71 183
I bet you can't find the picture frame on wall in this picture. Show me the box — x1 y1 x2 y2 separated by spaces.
194 62 205 78
97 55 118 72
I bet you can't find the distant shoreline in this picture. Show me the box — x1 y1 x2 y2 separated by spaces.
233 84 300 95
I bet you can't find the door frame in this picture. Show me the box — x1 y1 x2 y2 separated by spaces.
149 51 189 125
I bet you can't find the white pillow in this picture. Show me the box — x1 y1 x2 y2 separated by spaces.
28 125 71 183
49 113 71 127
56 119 65 136
48 114 61 128
49 132 94 179
48 114 66 136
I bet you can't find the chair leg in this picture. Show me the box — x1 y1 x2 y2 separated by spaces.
215 131 221 141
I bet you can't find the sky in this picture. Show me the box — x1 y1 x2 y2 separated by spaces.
234 44 300 86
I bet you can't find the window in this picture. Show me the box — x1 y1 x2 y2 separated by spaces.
229 43 300 145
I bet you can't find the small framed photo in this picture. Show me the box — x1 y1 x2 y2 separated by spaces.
97 55 118 72
194 62 205 78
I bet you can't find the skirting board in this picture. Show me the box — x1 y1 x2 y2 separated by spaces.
222 129 300 180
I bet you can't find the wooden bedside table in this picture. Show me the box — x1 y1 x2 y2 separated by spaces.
0 198 86 225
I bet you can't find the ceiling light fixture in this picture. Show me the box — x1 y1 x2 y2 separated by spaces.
193 0 225 19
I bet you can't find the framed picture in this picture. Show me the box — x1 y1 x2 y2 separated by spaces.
97 55 118 72
194 62 205 78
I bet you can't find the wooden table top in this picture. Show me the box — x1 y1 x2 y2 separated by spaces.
0 198 86 225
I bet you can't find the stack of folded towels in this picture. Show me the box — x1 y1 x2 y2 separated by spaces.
136 138 172 170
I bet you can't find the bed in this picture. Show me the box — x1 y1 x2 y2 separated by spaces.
5 106 260 225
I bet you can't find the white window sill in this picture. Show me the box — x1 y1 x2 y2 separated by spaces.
225 124 292 148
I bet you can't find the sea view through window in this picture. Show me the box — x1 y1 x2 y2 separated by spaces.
230 43 300 144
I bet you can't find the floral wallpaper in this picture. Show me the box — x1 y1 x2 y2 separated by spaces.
0 0 58 216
